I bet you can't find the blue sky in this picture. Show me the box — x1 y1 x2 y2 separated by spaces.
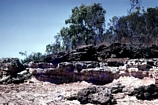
0 0 158 59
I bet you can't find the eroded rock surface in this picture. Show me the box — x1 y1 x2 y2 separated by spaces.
77 86 116 104
0 58 25 76
129 84 158 100
0 58 31 84
45 43 158 64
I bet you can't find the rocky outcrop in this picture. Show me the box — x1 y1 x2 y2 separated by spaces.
0 58 25 76
65 45 98 61
2 58 157 85
98 43 158 59
2 43 158 104
44 44 98 64
43 43 158 69
0 58 31 84
2 44 158 85
30 57 158 85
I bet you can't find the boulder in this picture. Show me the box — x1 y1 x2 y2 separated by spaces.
129 84 158 100
77 86 116 104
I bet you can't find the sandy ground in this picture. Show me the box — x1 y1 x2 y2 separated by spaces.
0 77 93 105
0 76 158 105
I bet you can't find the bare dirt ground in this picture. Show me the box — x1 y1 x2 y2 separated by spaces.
0 76 158 105
0 77 93 105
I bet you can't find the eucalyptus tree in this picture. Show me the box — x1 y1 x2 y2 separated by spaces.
65 3 106 45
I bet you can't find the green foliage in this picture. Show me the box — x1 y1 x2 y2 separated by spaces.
106 6 158 45
63 3 106 48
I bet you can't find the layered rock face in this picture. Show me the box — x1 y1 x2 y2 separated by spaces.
32 68 114 85
29 58 158 85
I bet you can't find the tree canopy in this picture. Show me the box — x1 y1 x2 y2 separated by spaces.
60 3 106 49
107 7 158 45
